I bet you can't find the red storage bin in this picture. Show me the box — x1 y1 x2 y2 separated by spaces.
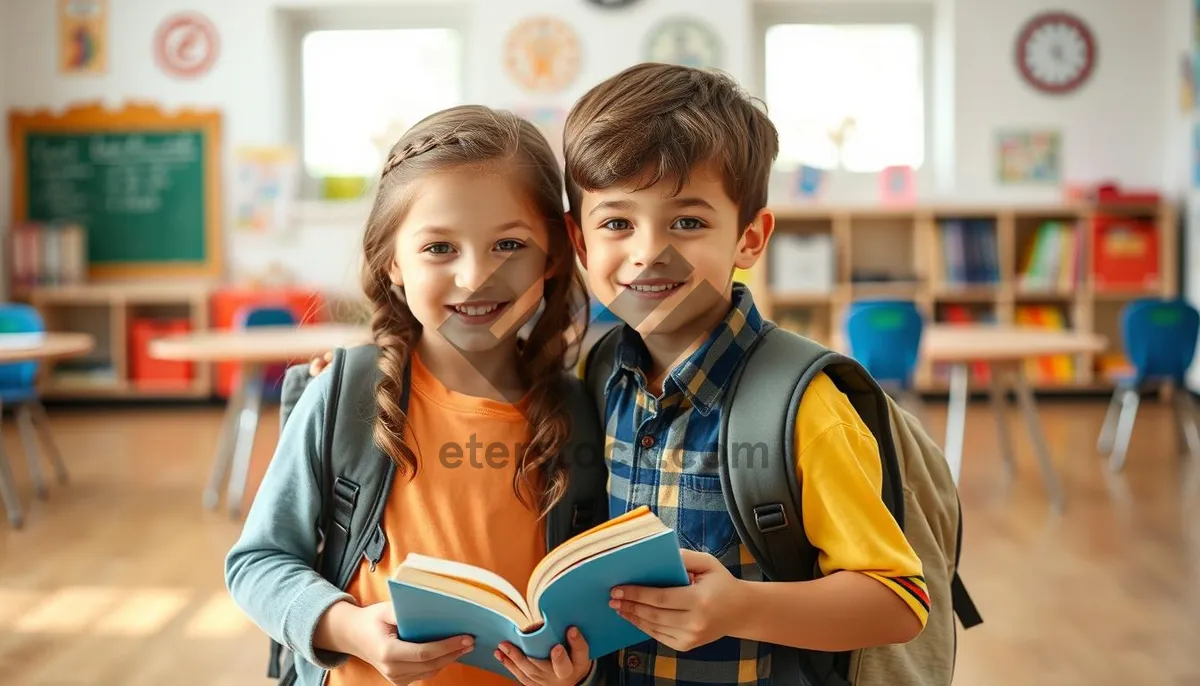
1091 215 1160 291
130 318 194 389
210 287 327 399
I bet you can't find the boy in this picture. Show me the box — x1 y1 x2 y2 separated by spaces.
559 62 926 684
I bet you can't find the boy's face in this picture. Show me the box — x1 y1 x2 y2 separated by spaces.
569 162 772 346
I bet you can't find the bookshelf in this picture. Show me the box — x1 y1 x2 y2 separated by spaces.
748 201 1177 394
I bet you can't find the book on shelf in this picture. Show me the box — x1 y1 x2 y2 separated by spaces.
7 221 88 290
388 505 689 679
1017 221 1079 292
939 219 999 287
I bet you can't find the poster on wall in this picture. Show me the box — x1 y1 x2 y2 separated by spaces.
59 0 108 75
509 105 568 166
234 147 299 236
996 129 1061 184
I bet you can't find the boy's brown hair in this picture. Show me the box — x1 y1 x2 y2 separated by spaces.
563 62 779 230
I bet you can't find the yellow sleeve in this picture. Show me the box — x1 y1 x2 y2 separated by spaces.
792 372 929 627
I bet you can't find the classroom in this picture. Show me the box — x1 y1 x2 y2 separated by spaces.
0 0 1197 684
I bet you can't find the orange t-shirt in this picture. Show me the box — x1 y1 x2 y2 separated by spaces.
327 353 546 686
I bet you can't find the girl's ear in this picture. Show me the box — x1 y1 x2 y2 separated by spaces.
388 260 403 287
565 212 587 269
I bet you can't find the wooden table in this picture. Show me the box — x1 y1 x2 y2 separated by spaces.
150 324 370 517
922 325 1107 512
0 333 95 528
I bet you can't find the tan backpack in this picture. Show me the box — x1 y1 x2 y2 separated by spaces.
585 324 983 685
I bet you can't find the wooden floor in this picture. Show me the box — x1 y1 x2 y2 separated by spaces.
0 398 1198 685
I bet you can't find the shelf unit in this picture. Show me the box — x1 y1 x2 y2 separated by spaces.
746 201 1177 394
18 281 215 399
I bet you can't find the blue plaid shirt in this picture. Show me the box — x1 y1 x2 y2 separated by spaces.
594 284 774 685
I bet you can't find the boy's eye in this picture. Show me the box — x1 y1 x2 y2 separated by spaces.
495 239 525 252
673 217 705 230
423 243 454 255
600 218 631 231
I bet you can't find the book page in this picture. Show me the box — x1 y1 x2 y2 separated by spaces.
397 554 532 621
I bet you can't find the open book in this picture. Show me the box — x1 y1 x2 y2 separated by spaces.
388 506 688 678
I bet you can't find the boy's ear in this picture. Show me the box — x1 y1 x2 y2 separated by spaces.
734 208 775 270
565 212 587 269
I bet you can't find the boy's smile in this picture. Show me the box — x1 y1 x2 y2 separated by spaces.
569 161 773 374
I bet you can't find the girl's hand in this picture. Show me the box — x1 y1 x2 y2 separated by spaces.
308 351 333 377
495 627 592 685
352 601 475 685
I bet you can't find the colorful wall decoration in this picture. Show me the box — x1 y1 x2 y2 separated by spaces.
504 16 581 93
643 16 722 70
58 0 107 75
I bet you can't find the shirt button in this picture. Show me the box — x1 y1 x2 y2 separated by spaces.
627 654 642 669
640 435 655 448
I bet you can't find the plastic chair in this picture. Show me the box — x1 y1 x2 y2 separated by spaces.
843 299 926 419
0 303 69 527
236 305 298 403
1097 298 1200 471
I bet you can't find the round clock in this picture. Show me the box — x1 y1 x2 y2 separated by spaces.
585 0 641 7
1015 11 1096 95
643 16 722 70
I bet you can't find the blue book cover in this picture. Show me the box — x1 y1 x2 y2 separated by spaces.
388 509 688 680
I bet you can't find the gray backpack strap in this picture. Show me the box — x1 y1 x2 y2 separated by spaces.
582 325 622 422
545 373 609 550
321 344 402 588
719 325 906 686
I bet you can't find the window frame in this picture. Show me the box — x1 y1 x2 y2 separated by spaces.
752 2 937 195
278 5 468 203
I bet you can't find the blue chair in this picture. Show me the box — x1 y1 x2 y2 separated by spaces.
1097 298 1200 471
213 305 298 517
0 303 69 528
843 299 926 419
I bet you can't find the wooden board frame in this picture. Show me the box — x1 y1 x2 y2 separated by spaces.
8 100 223 280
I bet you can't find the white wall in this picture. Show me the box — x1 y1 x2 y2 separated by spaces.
0 0 1181 294
953 0 1168 202
0 0 10 290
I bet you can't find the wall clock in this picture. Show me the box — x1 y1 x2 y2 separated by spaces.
585 0 641 7
1014 11 1096 95
643 17 722 70
503 16 581 93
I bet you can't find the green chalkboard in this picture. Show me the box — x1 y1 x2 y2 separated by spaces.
10 103 222 279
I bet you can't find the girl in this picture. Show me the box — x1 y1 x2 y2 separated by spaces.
225 105 597 686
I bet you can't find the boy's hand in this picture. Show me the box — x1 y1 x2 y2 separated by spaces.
495 626 592 686
352 601 474 685
308 351 333 377
609 549 746 653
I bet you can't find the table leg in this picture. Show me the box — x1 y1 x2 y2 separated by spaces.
17 404 46 499
0 400 23 528
204 372 247 510
944 363 970 485
226 363 265 519
988 365 1017 474
1011 368 1066 512
31 401 69 485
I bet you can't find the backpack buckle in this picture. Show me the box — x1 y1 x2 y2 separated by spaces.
753 503 788 533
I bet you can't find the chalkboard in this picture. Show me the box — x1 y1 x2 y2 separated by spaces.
9 102 222 279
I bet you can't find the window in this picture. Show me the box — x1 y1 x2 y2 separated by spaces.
301 28 462 181
764 23 924 173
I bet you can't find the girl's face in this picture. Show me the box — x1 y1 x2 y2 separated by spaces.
390 166 550 355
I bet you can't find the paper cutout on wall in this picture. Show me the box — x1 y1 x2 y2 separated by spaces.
59 0 108 75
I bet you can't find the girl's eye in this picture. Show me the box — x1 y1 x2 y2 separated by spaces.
423 243 454 255
673 217 705 230
601 219 631 231
496 239 525 252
